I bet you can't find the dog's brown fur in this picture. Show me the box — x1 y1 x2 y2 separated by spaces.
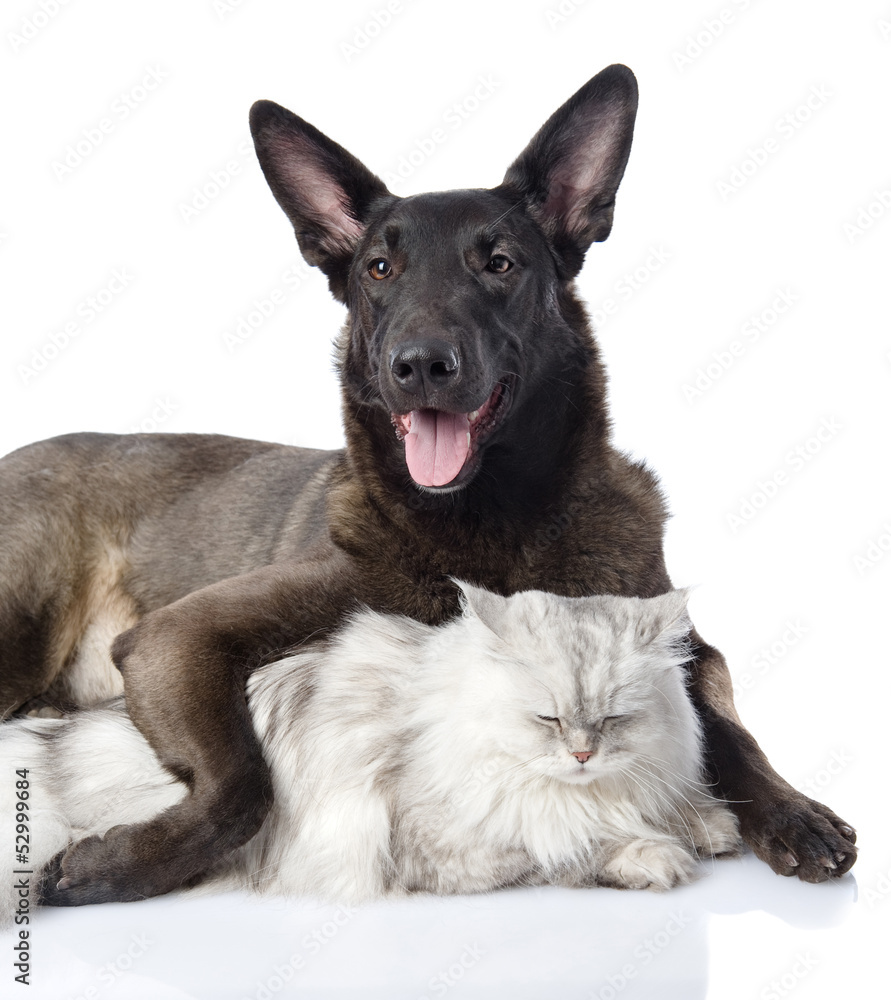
0 66 855 905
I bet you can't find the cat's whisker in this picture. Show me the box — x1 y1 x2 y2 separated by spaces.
631 759 751 807
245 860 280 886
611 763 669 823
630 750 716 794
627 758 726 864
645 684 687 727
501 753 549 775
615 767 705 865
630 770 677 824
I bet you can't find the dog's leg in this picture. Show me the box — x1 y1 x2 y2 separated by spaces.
0 435 138 718
40 549 378 906
685 630 856 882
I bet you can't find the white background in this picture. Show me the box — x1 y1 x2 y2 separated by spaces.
1 0 890 997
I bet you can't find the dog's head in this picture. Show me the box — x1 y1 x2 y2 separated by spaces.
250 65 637 494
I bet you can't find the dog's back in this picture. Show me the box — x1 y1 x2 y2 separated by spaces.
0 432 339 716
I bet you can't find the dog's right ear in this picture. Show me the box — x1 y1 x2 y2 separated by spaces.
249 101 391 301
497 65 638 278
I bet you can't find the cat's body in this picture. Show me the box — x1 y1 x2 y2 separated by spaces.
1 586 739 919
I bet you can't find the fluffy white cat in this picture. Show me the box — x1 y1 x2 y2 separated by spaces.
0 585 740 921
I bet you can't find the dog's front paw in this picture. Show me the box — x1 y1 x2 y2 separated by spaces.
601 839 698 892
38 825 171 906
740 792 856 883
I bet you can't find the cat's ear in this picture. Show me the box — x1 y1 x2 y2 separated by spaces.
452 580 512 636
495 64 638 278
634 588 693 649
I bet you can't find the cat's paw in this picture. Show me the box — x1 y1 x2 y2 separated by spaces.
738 792 856 883
601 839 698 892
687 803 743 859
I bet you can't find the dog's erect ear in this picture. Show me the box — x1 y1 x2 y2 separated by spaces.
498 64 638 277
249 100 391 300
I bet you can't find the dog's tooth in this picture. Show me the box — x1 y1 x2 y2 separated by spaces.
466 432 471 447
468 410 479 422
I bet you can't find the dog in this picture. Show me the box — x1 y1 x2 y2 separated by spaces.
0 64 855 905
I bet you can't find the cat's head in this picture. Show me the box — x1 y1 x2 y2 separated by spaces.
453 582 697 786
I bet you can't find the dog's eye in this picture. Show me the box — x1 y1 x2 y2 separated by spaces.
487 255 513 274
368 259 392 280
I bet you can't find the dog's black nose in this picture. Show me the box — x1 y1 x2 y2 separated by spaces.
389 340 460 396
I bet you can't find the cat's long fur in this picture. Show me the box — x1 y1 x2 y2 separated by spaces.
0 586 739 921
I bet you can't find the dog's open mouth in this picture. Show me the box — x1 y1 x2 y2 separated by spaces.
390 381 511 488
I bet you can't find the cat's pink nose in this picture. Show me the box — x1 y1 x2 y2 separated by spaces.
572 751 592 763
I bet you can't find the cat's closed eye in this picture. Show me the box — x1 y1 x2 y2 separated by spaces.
536 714 560 725
602 714 634 731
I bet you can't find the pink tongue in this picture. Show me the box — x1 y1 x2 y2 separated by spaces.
403 410 470 487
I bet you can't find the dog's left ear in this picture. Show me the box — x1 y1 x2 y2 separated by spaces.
497 64 638 277
250 100 391 301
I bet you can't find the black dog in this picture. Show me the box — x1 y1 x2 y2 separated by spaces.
0 65 855 905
